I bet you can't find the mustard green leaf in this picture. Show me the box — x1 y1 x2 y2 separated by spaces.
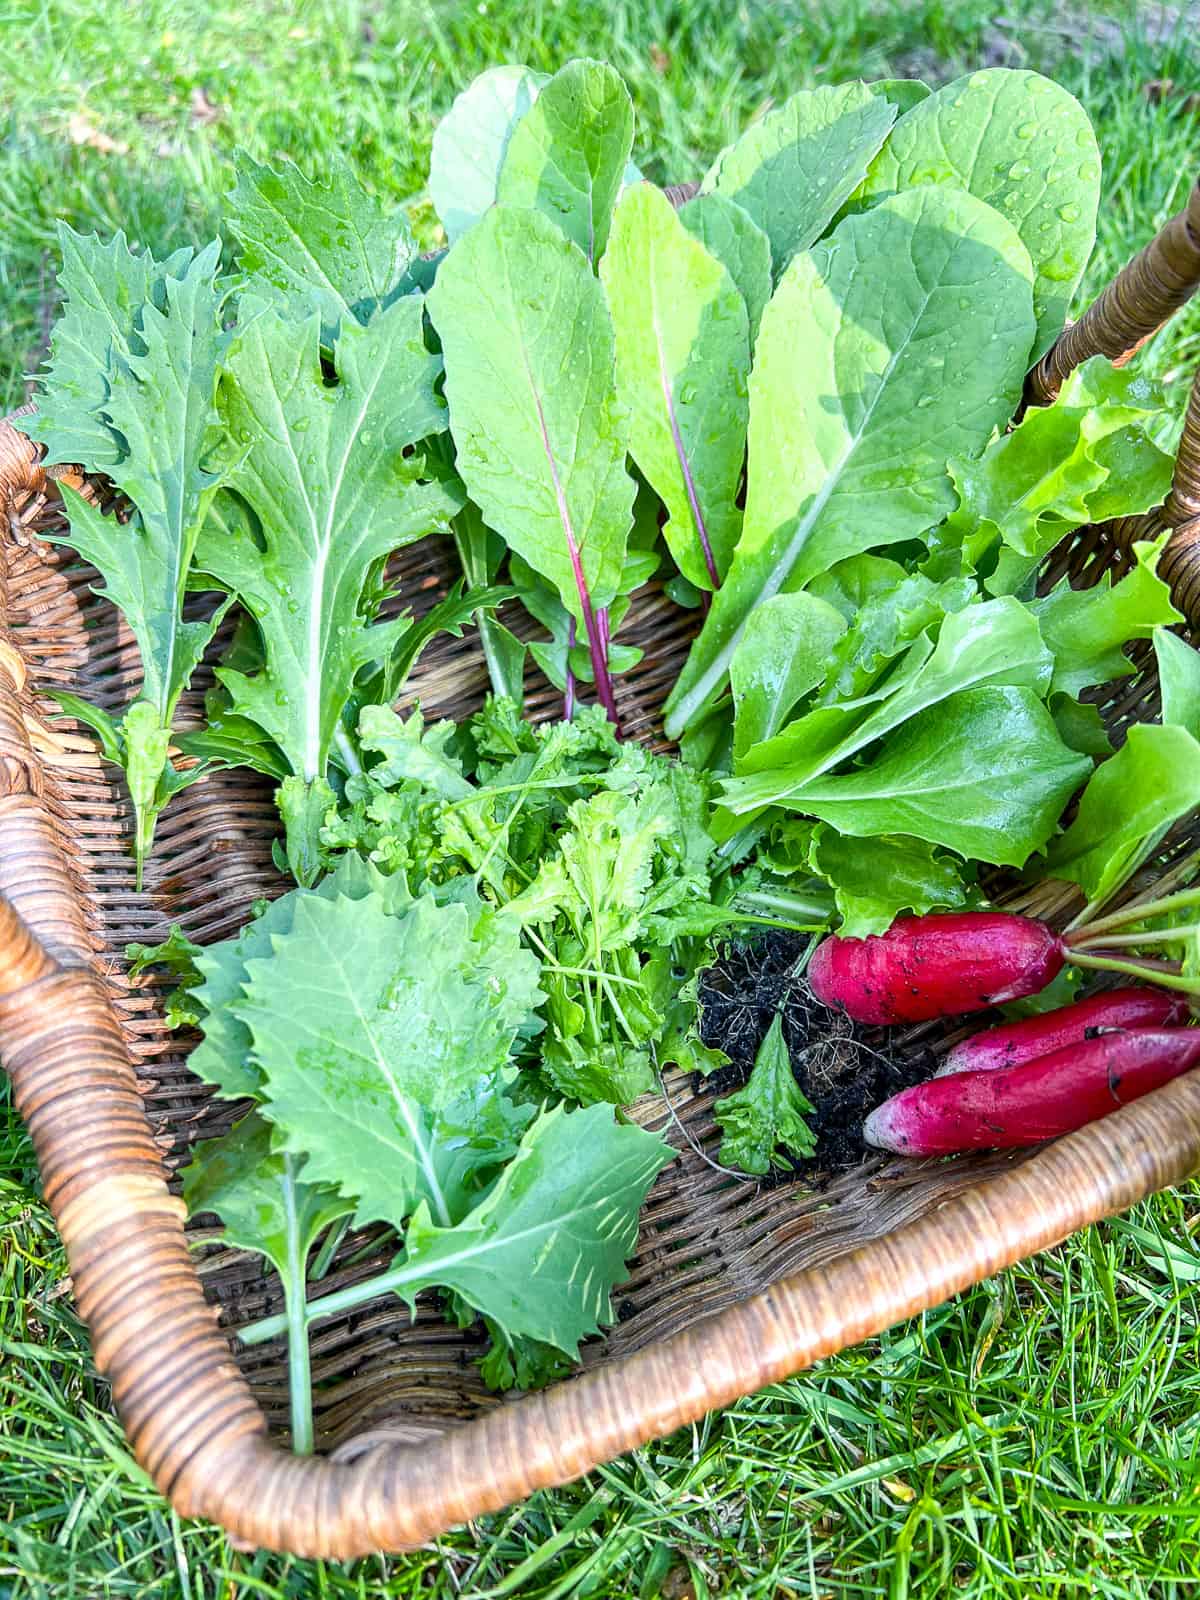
198 293 459 790
17 224 193 472
397 1102 672 1355
664 186 1036 737
857 68 1100 356
228 153 415 329
497 59 634 262
430 64 547 242
240 890 543 1229
702 82 896 274
601 183 750 589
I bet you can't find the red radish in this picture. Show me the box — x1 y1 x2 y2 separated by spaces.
864 1028 1200 1155
936 987 1190 1077
808 913 1064 1025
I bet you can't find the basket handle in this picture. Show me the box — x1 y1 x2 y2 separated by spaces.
1027 177 1200 404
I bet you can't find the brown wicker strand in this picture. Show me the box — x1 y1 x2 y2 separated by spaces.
1167 363 1200 529
1027 179 1200 404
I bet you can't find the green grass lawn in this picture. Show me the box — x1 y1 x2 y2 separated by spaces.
3 1 1200 1594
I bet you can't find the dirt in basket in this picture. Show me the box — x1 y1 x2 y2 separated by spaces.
697 929 933 1174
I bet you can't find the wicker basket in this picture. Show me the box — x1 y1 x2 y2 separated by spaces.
2 181 1200 1560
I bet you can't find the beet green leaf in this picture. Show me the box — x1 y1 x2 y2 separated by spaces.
429 204 634 717
679 191 772 343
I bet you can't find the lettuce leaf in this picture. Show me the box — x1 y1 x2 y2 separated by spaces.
934 358 1174 592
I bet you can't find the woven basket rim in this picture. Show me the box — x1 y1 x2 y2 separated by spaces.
2 178 1200 1557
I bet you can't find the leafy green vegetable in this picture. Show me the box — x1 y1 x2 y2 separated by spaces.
601 182 750 590
714 1015 815 1173
430 64 547 242
811 569 975 706
19 234 230 880
702 82 896 274
807 826 974 938
665 185 1037 737
17 224 194 472
237 888 542 1229
1041 722 1200 904
452 501 528 705
497 58 634 263
319 703 742 1104
755 686 1088 867
722 591 1090 865
181 1112 350 1452
227 154 415 329
1029 538 1181 699
734 598 1054 792
429 204 634 718
397 1102 671 1354
856 67 1100 355
195 293 460 879
679 191 772 341
1155 628 1200 738
729 592 847 756
186 853 414 1101
935 358 1174 592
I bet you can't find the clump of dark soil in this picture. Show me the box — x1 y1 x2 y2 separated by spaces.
698 930 933 1175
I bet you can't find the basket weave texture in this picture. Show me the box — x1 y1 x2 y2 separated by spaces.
1 180 1200 1558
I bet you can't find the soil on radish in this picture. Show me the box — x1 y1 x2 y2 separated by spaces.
697 930 933 1174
